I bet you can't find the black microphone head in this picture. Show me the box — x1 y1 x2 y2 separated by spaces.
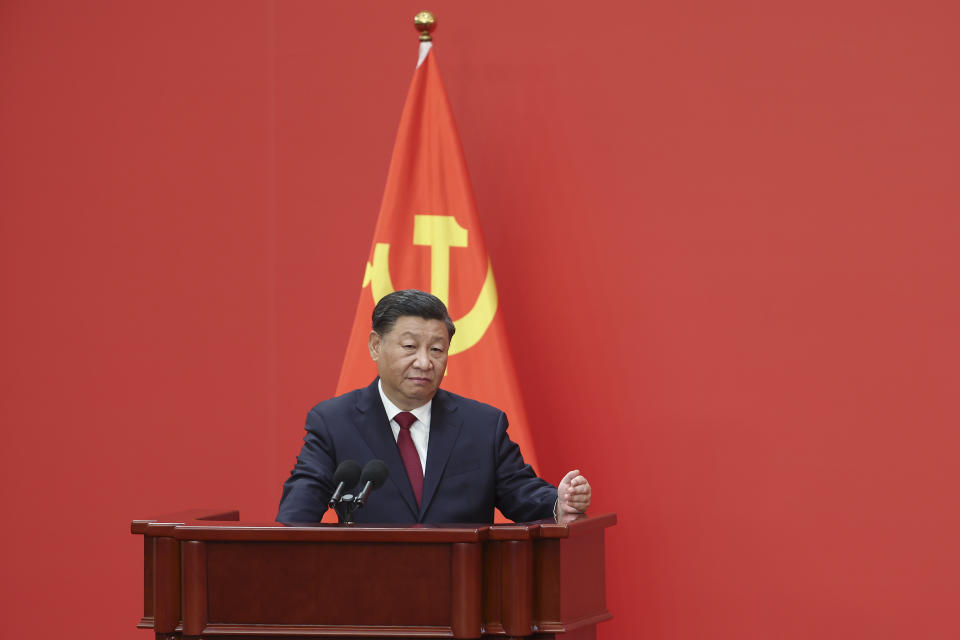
359 459 389 490
333 459 362 488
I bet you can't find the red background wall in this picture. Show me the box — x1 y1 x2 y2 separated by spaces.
2 1 958 638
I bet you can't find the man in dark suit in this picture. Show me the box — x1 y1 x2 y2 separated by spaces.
277 289 591 524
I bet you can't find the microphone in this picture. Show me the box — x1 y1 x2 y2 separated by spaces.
328 460 362 507
354 459 389 507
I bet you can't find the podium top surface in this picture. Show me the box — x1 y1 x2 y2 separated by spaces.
131 509 617 542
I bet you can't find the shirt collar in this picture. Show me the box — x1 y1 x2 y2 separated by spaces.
377 379 432 427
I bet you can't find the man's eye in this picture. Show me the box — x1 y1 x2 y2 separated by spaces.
431 347 446 354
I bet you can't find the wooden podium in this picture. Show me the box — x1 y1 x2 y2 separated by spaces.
131 510 616 639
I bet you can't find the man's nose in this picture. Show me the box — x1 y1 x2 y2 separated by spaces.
413 348 433 369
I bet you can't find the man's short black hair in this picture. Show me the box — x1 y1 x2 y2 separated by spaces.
371 289 456 339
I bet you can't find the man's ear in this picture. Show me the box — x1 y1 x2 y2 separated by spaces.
368 330 381 361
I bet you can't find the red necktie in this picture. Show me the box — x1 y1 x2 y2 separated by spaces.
394 411 424 507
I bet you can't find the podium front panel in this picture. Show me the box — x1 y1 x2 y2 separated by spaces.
205 541 452 626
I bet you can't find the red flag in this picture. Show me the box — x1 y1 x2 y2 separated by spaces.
336 41 540 508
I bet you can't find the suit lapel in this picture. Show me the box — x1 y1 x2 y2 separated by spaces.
353 380 419 519
419 390 462 519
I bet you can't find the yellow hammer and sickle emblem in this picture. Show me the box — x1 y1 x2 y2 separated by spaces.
362 215 497 356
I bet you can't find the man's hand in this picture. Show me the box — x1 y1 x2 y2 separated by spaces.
557 469 592 515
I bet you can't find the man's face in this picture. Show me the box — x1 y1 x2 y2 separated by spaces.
369 315 450 411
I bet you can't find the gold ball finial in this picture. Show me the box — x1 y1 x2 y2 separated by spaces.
414 11 436 42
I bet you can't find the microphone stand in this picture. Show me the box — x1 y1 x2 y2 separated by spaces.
330 493 361 525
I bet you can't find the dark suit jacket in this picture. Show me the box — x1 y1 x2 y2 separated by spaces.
276 379 557 524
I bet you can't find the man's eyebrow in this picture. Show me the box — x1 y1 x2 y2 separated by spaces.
395 330 447 341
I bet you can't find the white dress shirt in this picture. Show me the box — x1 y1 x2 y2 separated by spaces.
377 380 430 474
